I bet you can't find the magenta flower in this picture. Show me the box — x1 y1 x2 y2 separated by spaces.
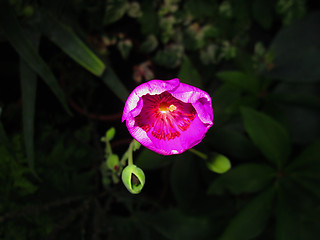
122 78 213 155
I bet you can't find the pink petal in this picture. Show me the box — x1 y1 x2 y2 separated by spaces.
122 78 213 155
122 78 179 122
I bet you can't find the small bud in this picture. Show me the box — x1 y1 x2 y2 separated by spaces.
207 153 231 174
106 127 116 141
106 154 119 172
121 165 145 194
132 139 141 151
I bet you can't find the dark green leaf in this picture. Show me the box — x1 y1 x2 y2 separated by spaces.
101 65 129 103
292 177 320 200
268 12 320 82
185 0 217 18
252 0 274 29
20 30 39 171
0 122 12 156
0 1 71 115
207 163 275 195
153 45 184 69
139 35 158 53
287 140 320 171
241 107 291 168
38 11 106 76
104 0 128 25
135 149 172 170
218 187 275 240
170 153 201 209
208 127 259 159
213 84 242 125
216 71 258 94
178 56 203 88
146 208 212 240
138 0 159 35
269 92 320 110
276 187 300 240
117 39 132 60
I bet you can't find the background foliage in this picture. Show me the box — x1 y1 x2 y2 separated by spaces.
1 0 320 239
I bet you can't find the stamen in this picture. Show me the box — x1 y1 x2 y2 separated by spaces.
168 104 177 112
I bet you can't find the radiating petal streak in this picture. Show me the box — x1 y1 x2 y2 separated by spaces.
122 78 213 155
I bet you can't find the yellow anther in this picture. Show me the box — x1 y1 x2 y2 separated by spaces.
168 104 177 112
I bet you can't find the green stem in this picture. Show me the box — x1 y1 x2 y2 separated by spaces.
106 140 112 155
188 148 208 160
128 141 134 165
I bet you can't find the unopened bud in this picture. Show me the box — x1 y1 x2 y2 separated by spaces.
121 164 145 194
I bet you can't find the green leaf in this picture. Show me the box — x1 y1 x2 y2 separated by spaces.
135 148 172 170
38 11 105 76
101 65 130 103
241 107 291 168
178 56 203 88
268 12 320 82
0 1 71 115
20 30 39 171
218 187 275 240
207 163 275 195
216 71 258 94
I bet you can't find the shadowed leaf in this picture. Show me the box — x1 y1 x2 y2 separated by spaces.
218 187 275 240
241 107 291 168
0 1 71 115
101 65 129 103
20 30 39 171
208 163 275 195
38 11 105 76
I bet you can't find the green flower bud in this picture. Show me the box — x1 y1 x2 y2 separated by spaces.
132 139 141 151
106 127 116 141
121 165 145 194
106 154 120 172
207 153 231 174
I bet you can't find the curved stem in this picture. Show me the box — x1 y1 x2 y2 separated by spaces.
188 148 207 160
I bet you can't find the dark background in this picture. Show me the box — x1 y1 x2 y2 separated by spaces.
1 0 320 239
